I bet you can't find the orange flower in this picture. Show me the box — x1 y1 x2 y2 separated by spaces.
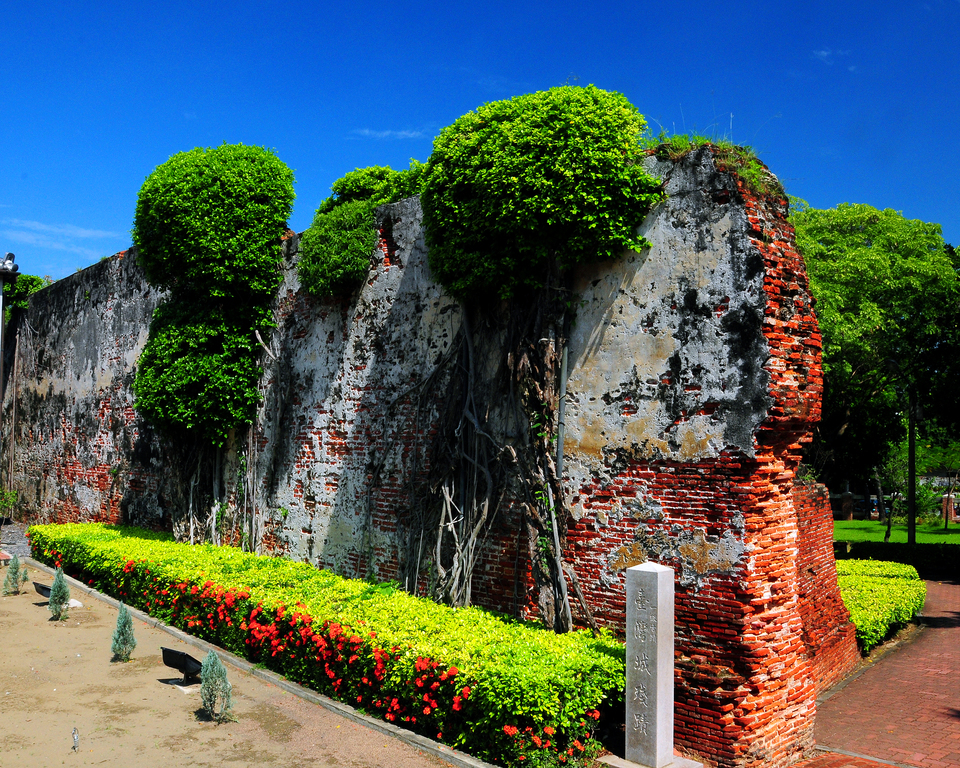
544 726 555 736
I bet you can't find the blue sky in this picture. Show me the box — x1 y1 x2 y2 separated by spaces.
2 0 958 280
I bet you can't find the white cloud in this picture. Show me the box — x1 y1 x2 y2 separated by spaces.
352 128 426 140
0 228 105 259
1 218 125 240
813 48 857 70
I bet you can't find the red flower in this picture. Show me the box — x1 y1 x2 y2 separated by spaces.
544 726 555 736
503 725 519 737
532 736 542 747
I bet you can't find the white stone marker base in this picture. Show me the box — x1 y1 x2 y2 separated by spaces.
599 753 702 768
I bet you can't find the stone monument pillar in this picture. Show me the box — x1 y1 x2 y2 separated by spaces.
602 563 701 768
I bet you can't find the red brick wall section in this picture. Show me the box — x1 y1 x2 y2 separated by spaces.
793 481 860 695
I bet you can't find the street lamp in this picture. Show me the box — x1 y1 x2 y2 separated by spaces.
0 253 18 488
0 253 20 326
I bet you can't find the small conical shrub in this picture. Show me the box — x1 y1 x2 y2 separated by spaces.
48 567 70 620
111 602 136 661
200 651 233 723
2 553 29 595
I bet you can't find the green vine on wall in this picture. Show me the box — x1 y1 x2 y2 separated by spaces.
132 143 295 447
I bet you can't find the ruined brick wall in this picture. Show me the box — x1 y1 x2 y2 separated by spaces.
793 481 860 695
3 251 171 526
250 197 461 580
4 197 460 584
4 151 853 768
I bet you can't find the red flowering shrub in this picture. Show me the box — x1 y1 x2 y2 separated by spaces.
29 523 618 768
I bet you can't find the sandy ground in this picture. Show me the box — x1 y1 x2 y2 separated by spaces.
0 562 455 768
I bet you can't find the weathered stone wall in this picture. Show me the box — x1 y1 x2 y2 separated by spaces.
3 250 169 525
3 148 849 768
250 198 461 581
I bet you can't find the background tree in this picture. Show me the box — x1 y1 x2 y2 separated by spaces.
792 202 960 540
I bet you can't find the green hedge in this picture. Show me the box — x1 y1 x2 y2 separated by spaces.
29 523 621 766
834 541 960 580
836 559 926 651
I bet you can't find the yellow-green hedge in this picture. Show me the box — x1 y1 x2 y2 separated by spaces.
836 559 926 651
29 523 622 766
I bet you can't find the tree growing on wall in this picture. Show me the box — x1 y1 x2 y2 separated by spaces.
3 273 51 323
132 143 295 546
298 163 424 297
407 86 663 630
420 85 663 300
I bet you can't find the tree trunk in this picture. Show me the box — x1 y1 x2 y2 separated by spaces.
874 469 887 522
907 387 917 545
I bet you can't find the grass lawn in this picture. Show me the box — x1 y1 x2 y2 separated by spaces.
834 519 960 544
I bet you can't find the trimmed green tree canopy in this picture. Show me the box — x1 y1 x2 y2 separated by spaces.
132 143 295 446
298 163 424 298
132 143 295 303
792 202 959 483
133 302 265 446
420 85 663 300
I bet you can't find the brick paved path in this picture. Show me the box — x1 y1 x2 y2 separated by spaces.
808 580 960 768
